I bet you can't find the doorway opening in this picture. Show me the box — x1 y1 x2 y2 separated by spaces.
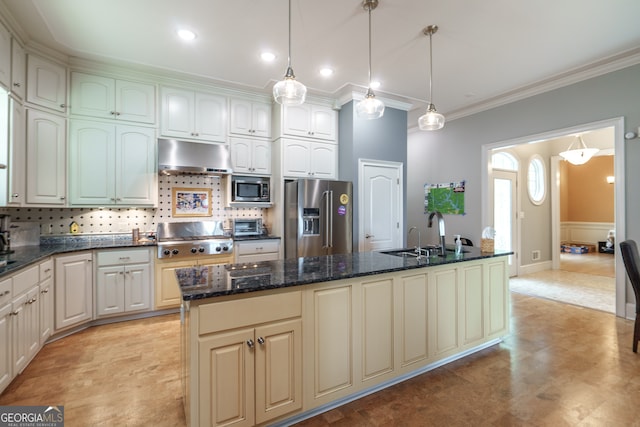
482 117 626 317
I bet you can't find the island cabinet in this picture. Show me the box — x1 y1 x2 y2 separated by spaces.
186 291 302 427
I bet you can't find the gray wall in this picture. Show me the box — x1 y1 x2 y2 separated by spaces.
339 101 408 250
407 63 640 251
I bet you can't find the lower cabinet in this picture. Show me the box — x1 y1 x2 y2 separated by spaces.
55 252 93 331
96 248 152 317
38 260 54 345
187 291 303 427
234 239 280 263
0 280 11 394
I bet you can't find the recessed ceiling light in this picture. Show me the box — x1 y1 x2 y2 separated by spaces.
320 67 334 77
177 29 196 41
261 52 276 62
370 81 381 89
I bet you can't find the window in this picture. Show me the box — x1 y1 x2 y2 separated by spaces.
491 151 518 171
527 155 546 205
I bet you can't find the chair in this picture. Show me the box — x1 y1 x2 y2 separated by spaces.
619 240 640 352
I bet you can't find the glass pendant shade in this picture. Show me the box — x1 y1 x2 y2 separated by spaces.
356 89 385 120
559 136 599 165
418 104 445 130
273 67 307 105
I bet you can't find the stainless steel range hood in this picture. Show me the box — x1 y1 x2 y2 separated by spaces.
157 138 233 175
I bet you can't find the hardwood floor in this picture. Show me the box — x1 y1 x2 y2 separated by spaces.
1 291 638 426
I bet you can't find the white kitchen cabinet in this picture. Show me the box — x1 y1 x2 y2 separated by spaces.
229 98 271 138
428 267 458 357
8 97 25 206
0 23 9 90
193 293 302 426
96 248 152 317
69 120 156 206
26 54 67 113
279 104 337 142
55 252 93 331
397 272 429 369
160 87 227 142
70 72 156 124
234 239 280 263
10 264 39 375
10 38 25 100
0 278 12 394
38 259 54 345
281 138 336 179
360 278 394 383
229 137 271 175
26 108 66 205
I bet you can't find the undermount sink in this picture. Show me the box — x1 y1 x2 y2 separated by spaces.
381 245 469 258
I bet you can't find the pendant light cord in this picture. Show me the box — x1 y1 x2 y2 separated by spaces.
428 30 433 104
367 4 372 88
287 0 292 69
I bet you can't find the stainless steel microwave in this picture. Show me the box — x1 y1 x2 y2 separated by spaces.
231 175 270 203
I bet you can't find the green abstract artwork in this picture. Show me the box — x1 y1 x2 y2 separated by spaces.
424 181 465 215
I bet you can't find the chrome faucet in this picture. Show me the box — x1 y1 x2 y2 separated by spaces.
428 211 446 257
408 226 425 260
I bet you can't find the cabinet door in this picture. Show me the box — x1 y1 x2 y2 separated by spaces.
309 143 336 179
428 268 458 357
255 319 302 424
26 109 66 205
199 328 255 427
124 264 150 312
70 72 115 119
39 276 53 345
251 140 271 175
27 55 67 113
116 125 156 206
229 137 253 174
11 38 25 100
115 79 155 124
485 259 509 339
282 104 311 138
460 262 484 346
26 286 40 361
310 106 336 141
251 102 271 138
282 140 310 178
0 302 11 394
308 285 353 403
398 273 429 368
0 24 9 89
96 265 125 316
360 279 394 382
8 98 25 206
55 253 93 331
229 99 253 136
69 120 116 205
11 292 28 375
161 87 194 139
195 93 226 142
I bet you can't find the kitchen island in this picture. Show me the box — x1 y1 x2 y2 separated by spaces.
178 249 511 427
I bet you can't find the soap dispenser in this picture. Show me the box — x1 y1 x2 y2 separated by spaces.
454 234 462 255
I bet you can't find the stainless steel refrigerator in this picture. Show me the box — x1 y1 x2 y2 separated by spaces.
284 179 353 258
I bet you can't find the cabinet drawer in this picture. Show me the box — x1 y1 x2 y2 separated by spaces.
0 277 11 306
97 248 150 266
39 259 53 280
13 264 39 296
199 291 302 335
237 240 280 255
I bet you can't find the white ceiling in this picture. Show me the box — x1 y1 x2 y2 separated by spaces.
2 0 640 119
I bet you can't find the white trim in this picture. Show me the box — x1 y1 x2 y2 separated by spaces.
518 261 553 276
482 117 626 317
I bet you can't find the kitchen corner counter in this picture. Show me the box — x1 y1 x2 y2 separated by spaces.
0 237 156 277
177 247 511 301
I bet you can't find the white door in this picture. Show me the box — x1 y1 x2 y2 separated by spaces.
491 170 517 276
359 160 403 252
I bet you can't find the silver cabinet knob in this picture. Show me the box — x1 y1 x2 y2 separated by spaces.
13 82 21 87
246 339 255 348
257 337 265 345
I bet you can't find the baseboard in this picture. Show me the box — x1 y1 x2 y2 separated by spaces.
519 260 552 276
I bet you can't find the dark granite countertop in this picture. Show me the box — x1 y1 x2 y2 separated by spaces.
178 247 512 301
0 238 156 277
232 235 281 241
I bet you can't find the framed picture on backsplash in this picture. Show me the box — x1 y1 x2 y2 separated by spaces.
172 188 212 217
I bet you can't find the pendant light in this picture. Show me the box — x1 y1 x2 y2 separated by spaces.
559 135 599 165
356 0 384 120
418 25 445 130
273 0 307 105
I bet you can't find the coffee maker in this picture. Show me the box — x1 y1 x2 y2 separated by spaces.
0 214 11 254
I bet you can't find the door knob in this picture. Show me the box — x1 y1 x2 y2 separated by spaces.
365 234 375 238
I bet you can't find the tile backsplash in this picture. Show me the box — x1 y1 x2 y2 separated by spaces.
2 175 265 236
